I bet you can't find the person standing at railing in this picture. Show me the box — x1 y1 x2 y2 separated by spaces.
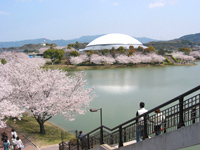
78 131 87 150
152 109 165 136
136 102 148 142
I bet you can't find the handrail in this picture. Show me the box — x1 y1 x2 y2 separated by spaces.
68 85 200 150
106 85 200 130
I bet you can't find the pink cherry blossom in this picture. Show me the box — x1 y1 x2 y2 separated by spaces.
115 55 131 64
190 51 200 58
0 52 95 132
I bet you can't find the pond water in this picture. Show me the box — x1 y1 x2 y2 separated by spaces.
50 62 200 140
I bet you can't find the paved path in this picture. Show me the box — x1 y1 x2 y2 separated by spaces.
0 126 61 150
40 144 59 150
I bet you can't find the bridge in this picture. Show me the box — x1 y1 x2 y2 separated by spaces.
60 85 200 150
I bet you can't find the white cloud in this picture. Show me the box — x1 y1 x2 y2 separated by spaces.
148 0 179 9
0 11 10 15
113 2 119 6
148 1 165 9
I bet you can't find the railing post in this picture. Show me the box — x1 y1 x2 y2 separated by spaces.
91 136 94 148
100 126 104 144
76 130 78 138
119 125 123 147
191 107 196 124
68 142 71 150
177 96 185 128
164 120 166 133
110 133 113 145
87 134 90 149
124 128 126 142
143 114 148 140
77 139 79 150
61 132 64 150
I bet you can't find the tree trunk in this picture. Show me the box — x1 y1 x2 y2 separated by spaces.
34 114 52 134
39 122 45 134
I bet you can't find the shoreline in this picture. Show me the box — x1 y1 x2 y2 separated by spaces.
44 61 198 71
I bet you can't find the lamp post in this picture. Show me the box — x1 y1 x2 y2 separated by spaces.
90 108 102 126
90 108 103 144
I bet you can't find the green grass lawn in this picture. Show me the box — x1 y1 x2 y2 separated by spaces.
7 116 75 147
43 63 156 71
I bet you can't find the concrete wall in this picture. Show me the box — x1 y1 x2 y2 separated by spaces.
92 122 200 150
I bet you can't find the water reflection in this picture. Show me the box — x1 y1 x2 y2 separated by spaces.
50 62 200 136
96 85 137 94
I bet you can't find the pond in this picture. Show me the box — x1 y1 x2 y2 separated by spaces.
50 62 200 141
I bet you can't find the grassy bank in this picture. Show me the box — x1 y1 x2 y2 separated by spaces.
43 62 197 72
7 116 75 147
43 63 166 71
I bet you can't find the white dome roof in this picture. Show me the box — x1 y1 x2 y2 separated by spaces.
87 33 142 46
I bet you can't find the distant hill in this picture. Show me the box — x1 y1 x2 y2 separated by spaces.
135 37 158 43
144 32 200 50
144 40 197 50
178 33 200 42
0 35 157 48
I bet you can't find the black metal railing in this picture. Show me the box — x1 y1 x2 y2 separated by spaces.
65 85 200 150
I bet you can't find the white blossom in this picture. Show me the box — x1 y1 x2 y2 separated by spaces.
0 52 95 130
190 51 200 58
70 54 89 64
90 54 102 64
115 55 131 64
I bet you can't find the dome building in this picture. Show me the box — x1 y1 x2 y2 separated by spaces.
80 33 146 51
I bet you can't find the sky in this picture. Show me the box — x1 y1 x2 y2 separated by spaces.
0 0 200 42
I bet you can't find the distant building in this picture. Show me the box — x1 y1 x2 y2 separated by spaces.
80 33 146 51
29 53 43 58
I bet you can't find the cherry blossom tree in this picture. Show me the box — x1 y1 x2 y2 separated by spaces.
172 52 195 62
129 53 142 64
0 100 24 128
70 56 84 64
70 54 89 64
0 52 94 133
90 54 103 64
102 55 116 64
147 53 165 63
189 51 200 58
115 55 131 64
140 55 152 63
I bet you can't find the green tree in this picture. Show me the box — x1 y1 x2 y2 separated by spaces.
178 47 191 55
43 49 64 64
102 49 110 55
158 49 165 55
129 46 136 56
116 46 126 54
70 51 79 57
87 50 94 56
110 47 116 57
144 45 155 53
75 41 80 49
1 58 7 64
67 43 72 49
50 43 57 49
54 49 64 61
137 46 144 52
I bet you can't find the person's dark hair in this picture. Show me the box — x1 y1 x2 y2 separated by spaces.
140 102 145 108
12 135 15 139
3 139 7 143
79 131 83 135
12 129 15 132
155 109 161 113
16 137 20 140
1 132 7 136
